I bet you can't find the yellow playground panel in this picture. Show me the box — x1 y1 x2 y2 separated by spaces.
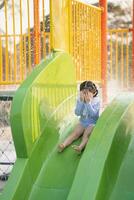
50 0 102 82
71 1 101 82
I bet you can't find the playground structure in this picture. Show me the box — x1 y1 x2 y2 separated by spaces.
0 0 133 98
0 0 134 199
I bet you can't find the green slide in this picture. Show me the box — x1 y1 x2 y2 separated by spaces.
0 51 80 200
68 93 134 200
1 51 134 200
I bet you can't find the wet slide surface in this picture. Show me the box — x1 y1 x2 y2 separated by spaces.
1 51 134 200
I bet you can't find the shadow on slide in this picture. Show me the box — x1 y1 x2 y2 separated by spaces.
1 51 134 200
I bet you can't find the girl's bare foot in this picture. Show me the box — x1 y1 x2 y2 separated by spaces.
72 145 82 154
58 143 65 152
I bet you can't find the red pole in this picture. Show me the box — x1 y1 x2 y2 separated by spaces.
99 0 107 105
34 0 40 65
132 0 134 86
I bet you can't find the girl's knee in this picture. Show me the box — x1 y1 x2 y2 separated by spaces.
74 132 81 139
72 130 83 140
70 132 79 140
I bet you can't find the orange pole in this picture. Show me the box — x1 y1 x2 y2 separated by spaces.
132 0 134 85
99 0 107 104
34 0 40 65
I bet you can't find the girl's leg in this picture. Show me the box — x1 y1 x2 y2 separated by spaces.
73 125 94 153
58 123 85 152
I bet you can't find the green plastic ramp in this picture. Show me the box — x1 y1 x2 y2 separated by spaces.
68 93 134 200
0 51 80 200
1 51 134 200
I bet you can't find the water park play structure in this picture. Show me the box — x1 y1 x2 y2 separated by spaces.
0 0 134 199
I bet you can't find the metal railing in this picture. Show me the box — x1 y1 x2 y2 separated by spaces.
0 96 16 183
0 0 51 85
0 1 133 90
0 0 102 85
0 32 50 85
108 29 133 89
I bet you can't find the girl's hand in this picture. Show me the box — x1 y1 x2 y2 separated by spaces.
84 91 93 103
80 91 85 102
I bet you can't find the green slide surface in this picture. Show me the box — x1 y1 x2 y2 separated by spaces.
1 51 134 200
68 93 134 200
0 51 78 200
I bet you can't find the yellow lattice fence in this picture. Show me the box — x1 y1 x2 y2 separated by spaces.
71 1 102 82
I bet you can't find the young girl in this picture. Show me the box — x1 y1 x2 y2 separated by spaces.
58 81 100 153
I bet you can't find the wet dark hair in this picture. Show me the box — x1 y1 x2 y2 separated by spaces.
80 81 98 97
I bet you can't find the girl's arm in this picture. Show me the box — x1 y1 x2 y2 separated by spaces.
85 98 100 116
74 98 84 116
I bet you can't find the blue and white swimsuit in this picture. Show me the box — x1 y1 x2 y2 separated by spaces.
74 96 100 128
